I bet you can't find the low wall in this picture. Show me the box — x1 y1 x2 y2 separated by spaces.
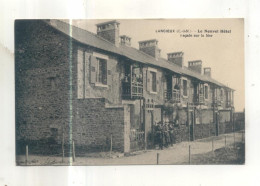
73 98 125 153
17 98 126 155
194 123 216 140
172 125 189 143
219 122 233 135
234 112 245 131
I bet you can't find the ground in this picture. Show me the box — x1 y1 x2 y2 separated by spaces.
191 141 245 164
16 131 245 165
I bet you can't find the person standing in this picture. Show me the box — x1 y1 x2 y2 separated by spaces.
157 122 164 150
168 121 174 146
163 123 170 148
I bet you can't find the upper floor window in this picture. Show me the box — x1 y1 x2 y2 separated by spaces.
147 67 157 94
204 84 209 99
226 90 231 101
132 65 143 84
151 71 157 92
90 52 110 88
214 88 218 99
96 58 107 85
173 77 180 90
220 89 224 101
183 79 188 97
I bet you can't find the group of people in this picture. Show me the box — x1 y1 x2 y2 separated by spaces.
153 121 176 150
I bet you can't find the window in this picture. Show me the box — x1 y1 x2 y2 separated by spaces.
96 58 107 85
173 77 180 90
220 89 224 101
183 79 188 96
214 89 218 100
226 91 231 102
90 52 110 87
151 71 157 92
204 85 209 99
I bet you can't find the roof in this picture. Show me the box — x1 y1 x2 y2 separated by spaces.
45 20 234 91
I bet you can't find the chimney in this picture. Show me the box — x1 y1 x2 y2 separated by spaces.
188 60 202 74
139 39 161 59
167 52 184 67
204 67 211 77
120 35 131 46
96 20 120 47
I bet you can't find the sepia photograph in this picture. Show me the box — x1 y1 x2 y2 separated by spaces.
15 19 245 166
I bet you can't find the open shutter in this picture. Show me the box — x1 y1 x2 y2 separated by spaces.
146 70 151 92
90 55 97 84
156 75 159 92
180 78 183 96
107 60 112 86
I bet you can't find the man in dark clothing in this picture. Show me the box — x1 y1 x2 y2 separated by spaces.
168 121 174 146
156 122 164 150
163 123 170 148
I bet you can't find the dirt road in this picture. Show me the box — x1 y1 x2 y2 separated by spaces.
16 131 245 165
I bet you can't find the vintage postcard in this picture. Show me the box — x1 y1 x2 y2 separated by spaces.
15 19 245 165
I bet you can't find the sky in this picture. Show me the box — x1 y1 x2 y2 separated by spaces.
70 19 244 111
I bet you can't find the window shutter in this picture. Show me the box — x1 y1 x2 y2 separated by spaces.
90 55 97 84
107 60 112 86
156 76 159 92
180 79 183 96
146 70 151 92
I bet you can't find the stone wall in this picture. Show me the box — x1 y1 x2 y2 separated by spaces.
15 20 72 155
219 122 233 135
195 109 213 124
75 47 122 105
73 98 125 153
194 124 216 140
234 112 245 131
219 110 231 123
178 109 188 125
15 21 126 154
193 109 215 140
172 125 189 143
218 110 232 134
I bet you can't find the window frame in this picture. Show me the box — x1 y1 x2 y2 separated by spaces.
182 78 188 97
220 88 224 102
96 57 107 85
150 71 157 93
173 77 180 90
93 52 109 88
147 67 158 94
204 84 209 100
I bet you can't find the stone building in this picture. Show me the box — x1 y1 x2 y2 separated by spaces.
15 20 235 154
